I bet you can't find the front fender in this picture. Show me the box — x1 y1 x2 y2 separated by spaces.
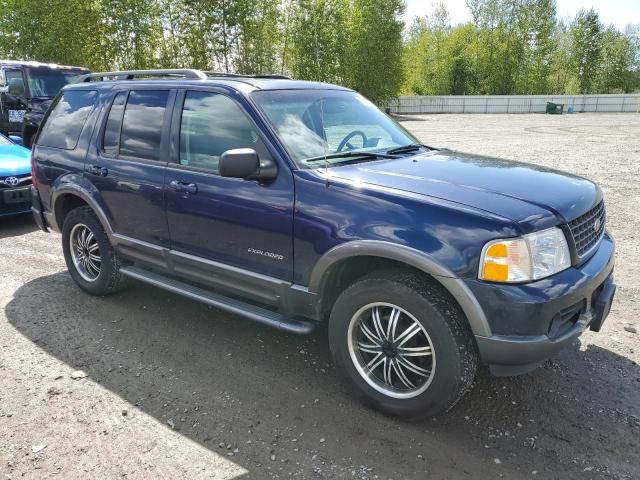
308 240 492 337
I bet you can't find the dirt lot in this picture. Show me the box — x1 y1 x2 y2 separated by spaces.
1 113 638 479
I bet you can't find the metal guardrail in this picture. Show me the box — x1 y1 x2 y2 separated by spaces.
388 94 640 114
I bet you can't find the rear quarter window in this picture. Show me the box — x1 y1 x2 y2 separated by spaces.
37 90 97 150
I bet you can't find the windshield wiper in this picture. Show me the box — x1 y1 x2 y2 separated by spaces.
386 143 435 155
305 150 398 164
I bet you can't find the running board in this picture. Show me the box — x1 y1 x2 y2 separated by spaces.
120 266 315 335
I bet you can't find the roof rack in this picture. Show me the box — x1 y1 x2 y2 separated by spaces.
204 72 291 80
78 69 208 82
77 69 292 83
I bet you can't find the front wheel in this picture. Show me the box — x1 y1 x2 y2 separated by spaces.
329 269 478 418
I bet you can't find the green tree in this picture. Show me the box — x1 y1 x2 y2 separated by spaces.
287 0 351 84
1 0 638 98
233 0 282 74
0 0 106 69
569 9 603 93
347 0 405 103
514 0 557 94
597 26 636 93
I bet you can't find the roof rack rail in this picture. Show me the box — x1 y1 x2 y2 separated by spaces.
77 69 208 82
209 73 290 79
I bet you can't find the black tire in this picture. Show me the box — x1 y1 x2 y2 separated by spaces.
61 205 127 295
328 269 478 418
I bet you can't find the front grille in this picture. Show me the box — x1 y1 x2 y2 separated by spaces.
0 173 32 189
568 200 606 258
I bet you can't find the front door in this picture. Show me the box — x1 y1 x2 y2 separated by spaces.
164 90 294 284
0 68 27 134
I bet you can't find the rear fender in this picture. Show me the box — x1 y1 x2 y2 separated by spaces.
50 174 113 240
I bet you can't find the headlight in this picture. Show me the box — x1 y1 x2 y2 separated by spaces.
479 227 571 283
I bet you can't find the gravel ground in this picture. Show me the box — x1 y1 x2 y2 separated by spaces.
1 113 639 479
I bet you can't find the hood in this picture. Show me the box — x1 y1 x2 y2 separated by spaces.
0 143 32 176
328 150 600 231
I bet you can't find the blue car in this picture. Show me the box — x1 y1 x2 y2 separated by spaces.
31 69 616 418
0 133 32 216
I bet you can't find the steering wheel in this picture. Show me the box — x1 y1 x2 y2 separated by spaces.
337 130 368 152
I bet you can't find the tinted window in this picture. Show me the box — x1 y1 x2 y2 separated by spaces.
26 67 84 97
120 90 169 161
5 70 26 97
179 91 265 173
38 90 97 150
102 92 127 156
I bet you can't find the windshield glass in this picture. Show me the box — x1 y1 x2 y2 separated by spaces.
0 134 12 146
26 67 85 97
251 90 417 168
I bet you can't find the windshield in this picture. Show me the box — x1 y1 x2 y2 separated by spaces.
26 67 85 97
0 134 12 146
251 90 418 168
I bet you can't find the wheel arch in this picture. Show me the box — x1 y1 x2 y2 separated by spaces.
51 185 114 241
308 241 492 337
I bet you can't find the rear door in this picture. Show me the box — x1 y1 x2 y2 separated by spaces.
164 89 295 284
85 88 174 250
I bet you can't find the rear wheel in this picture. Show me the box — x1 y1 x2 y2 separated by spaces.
329 269 478 418
62 206 127 295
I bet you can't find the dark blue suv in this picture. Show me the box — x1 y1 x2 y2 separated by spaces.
31 69 616 417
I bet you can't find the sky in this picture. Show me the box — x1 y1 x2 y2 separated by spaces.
403 0 640 30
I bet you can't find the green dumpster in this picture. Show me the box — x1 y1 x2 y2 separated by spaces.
546 101 564 114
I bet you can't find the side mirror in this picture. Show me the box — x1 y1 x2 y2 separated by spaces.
8 135 23 145
219 148 277 182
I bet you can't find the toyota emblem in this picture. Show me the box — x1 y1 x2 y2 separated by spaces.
4 176 19 187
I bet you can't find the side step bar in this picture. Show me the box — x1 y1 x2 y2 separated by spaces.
120 266 315 335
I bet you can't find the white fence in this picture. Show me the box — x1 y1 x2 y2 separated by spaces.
387 94 640 114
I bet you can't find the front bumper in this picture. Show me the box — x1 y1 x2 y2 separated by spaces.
467 234 616 375
0 185 32 217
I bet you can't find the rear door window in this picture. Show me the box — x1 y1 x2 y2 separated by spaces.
37 90 97 150
119 90 170 161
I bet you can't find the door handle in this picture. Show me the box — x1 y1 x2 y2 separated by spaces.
169 180 198 194
86 165 108 176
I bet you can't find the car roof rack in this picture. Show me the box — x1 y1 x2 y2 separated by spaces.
204 72 291 79
77 69 291 83
78 69 209 82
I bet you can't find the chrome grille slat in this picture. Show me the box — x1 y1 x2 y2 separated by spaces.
568 201 606 258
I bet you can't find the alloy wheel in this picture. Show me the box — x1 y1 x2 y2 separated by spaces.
348 302 436 399
70 223 101 282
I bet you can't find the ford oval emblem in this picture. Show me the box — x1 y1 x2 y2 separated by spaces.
4 176 19 187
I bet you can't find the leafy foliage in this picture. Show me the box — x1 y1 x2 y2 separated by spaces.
404 2 639 95
0 0 638 101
